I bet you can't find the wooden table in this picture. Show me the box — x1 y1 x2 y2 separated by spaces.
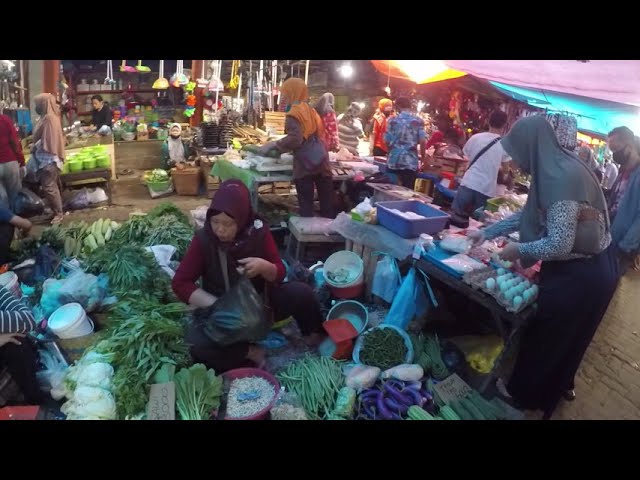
61 168 113 206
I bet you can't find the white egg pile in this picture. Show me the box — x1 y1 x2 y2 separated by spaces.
484 269 539 311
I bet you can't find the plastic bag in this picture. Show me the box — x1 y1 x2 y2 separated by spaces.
441 254 485 274
286 261 314 285
449 335 505 374
14 187 45 218
34 245 60 284
371 254 401 304
86 188 108 204
440 234 472 254
345 365 380 391
64 189 91 211
331 387 357 419
384 268 437 330
194 276 270 347
145 245 177 278
190 206 209 229
271 389 308 420
40 269 108 316
381 364 424 382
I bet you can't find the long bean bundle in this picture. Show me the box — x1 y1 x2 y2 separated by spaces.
359 328 407 371
424 335 449 380
276 355 344 420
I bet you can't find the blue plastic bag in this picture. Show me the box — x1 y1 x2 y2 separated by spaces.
371 253 401 304
383 267 437 330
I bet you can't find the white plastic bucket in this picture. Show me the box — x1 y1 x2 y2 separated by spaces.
323 251 364 288
48 303 94 339
0 272 22 299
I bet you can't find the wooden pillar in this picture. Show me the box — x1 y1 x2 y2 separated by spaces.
191 60 205 127
43 60 60 98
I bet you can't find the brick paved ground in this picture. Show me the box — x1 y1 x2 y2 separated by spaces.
554 270 640 420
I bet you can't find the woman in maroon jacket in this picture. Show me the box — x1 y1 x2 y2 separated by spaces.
0 114 25 210
172 180 325 372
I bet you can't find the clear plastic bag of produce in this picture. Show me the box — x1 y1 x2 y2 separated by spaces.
384 268 436 330
345 364 381 391
371 253 401 304
332 386 357 419
441 254 485 274
271 389 308 420
40 268 109 316
145 245 177 278
440 234 472 254
194 276 270 347
381 364 424 382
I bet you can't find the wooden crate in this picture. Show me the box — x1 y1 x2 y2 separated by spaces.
264 112 286 135
259 184 275 194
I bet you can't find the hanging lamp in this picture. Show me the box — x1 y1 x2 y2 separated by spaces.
135 60 151 73
119 60 137 73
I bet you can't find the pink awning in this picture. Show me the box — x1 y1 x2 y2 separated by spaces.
444 60 640 107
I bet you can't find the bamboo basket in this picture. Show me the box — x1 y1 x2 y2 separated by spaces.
171 167 201 196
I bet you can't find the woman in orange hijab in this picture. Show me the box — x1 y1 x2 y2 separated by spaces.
370 98 394 157
259 78 334 218
29 93 65 224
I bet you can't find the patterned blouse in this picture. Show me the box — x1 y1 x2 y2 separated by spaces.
483 200 610 262
320 112 339 152
384 112 426 171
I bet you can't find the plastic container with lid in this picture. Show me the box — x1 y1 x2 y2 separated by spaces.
48 303 94 339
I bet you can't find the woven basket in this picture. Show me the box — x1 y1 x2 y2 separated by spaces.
171 167 200 196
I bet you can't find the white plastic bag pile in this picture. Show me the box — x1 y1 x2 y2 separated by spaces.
59 351 117 420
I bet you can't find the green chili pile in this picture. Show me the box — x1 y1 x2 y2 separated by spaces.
359 328 407 370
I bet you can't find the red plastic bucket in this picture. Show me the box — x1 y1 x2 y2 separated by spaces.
328 278 364 299
222 368 280 420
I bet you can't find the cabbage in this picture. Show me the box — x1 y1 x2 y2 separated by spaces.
75 363 114 390
62 387 116 420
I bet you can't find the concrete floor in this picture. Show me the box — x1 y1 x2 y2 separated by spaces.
34 175 640 420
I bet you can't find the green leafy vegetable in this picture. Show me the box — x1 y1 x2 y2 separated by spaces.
144 214 194 259
174 364 223 420
146 202 191 226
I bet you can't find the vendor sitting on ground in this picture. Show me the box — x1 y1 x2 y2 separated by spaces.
161 123 191 170
0 207 32 265
90 95 113 135
0 285 41 405
172 179 326 373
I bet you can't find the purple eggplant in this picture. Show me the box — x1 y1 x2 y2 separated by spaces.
384 396 409 415
405 381 423 390
403 386 425 407
377 393 398 420
383 382 413 406
361 402 377 420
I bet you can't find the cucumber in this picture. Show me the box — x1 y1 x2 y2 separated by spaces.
438 405 461 420
460 397 486 420
468 392 498 420
84 234 98 251
104 227 113 242
102 218 111 234
407 406 435 420
111 221 119 231
94 229 105 247
64 237 74 257
96 218 104 236
450 400 474 421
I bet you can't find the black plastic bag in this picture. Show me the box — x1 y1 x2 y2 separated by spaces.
194 276 270 347
287 261 314 285
14 188 45 218
34 245 60 284
64 189 90 211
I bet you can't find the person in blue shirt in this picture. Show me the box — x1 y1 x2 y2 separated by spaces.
0 207 32 265
384 97 427 190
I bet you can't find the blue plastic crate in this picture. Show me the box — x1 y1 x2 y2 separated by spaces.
421 242 464 279
376 200 450 238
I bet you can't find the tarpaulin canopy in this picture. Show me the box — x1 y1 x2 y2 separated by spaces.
371 60 466 84
489 81 640 137
445 60 640 107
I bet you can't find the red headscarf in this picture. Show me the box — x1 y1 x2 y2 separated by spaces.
204 180 263 259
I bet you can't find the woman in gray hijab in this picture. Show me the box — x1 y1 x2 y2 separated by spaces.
314 93 339 152
469 115 618 419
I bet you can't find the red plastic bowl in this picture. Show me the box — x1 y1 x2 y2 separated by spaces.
222 368 280 420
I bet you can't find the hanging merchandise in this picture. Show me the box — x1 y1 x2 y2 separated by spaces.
171 61 189 87
135 60 151 73
196 60 208 89
229 60 240 89
119 60 137 73
104 60 115 86
153 60 169 90
208 60 224 92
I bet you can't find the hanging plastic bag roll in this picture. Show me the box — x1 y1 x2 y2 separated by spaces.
371 252 402 304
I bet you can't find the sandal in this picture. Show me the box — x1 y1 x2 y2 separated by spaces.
51 215 64 225
563 389 576 402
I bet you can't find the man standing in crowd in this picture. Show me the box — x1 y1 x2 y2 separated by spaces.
606 126 640 275
370 98 394 157
450 110 511 228
384 97 427 190
603 155 619 193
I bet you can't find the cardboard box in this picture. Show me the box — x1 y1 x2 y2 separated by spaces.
146 383 176 420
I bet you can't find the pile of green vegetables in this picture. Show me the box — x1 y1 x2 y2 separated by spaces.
174 364 223 420
358 328 408 371
10 225 65 263
276 355 344 420
411 333 449 381
93 300 191 419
